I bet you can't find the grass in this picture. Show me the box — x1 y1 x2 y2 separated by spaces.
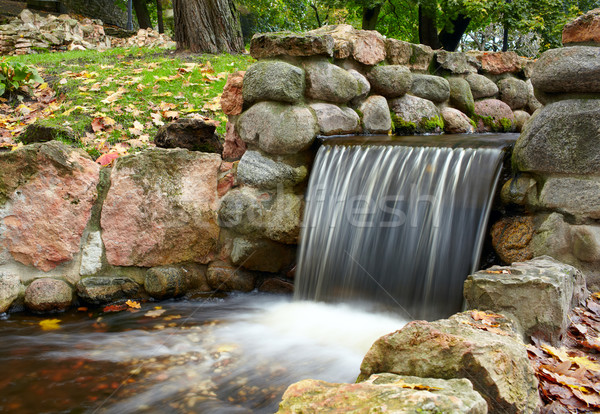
3 46 255 158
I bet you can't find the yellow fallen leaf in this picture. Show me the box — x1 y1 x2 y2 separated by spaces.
144 309 166 318
126 300 141 309
39 318 61 330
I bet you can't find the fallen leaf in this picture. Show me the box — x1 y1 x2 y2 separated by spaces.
126 300 141 309
96 152 120 166
144 309 166 318
39 318 61 330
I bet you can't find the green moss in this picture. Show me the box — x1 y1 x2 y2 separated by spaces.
419 115 444 132
391 113 417 135
499 117 513 132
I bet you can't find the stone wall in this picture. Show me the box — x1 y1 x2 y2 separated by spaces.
491 9 600 291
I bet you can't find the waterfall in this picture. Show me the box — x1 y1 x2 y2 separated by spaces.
295 142 506 320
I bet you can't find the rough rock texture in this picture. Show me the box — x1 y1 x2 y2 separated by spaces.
410 74 450 103
501 176 538 206
359 95 392 134
480 51 522 75
76 277 140 304
0 141 100 271
24 278 73 312
531 47 600 94
0 272 21 313
562 8 600 46
386 39 434 71
347 69 370 104
539 177 600 220
491 216 535 264
513 100 600 174
525 80 543 114
530 213 574 262
435 51 478 74
304 59 358 103
466 73 499 100
448 77 475 116
220 71 245 116
100 149 221 267
389 95 442 134
358 312 541 413
473 99 516 132
242 61 305 104
249 32 334 59
237 102 318 155
259 278 294 294
464 256 586 344
144 266 192 299
236 150 307 190
231 237 295 273
18 122 77 144
79 231 104 276
441 107 475 134
367 65 412 98
206 260 256 292
498 77 529 110
154 118 223 153
278 374 487 414
309 103 360 136
309 24 386 65
222 118 246 161
513 110 531 132
572 225 600 262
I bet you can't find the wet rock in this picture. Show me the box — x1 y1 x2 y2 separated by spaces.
441 107 475 134
242 61 305 105
238 102 318 155
0 272 21 313
539 177 600 220
359 95 392 134
237 150 307 190
250 32 334 59
448 77 475 116
473 99 516 132
222 117 246 161
562 8 600 46
310 103 360 136
154 118 223 153
513 110 531 132
231 237 295 273
367 65 412 98
206 261 256 292
358 312 541 413
79 231 104 276
220 71 245 116
386 39 434 71
144 266 191 299
304 59 358 103
572 225 600 262
513 100 600 174
480 51 522 75
531 47 600 95
410 74 450 103
498 77 529 110
309 24 386 65
389 94 442 135
491 216 535 264
0 141 100 271
25 278 73 313
435 51 478 74
465 73 498 100
100 149 221 267
278 374 487 414
77 277 140 304
465 256 586 344
259 278 294 294
18 121 77 144
500 175 538 206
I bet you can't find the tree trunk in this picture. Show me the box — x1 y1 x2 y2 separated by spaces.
502 22 509 51
173 0 244 54
133 0 152 29
362 5 381 30
156 0 164 34
439 14 471 51
418 5 441 49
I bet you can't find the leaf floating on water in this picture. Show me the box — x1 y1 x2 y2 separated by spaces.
39 318 61 330
144 309 166 318
126 300 141 309
102 304 128 313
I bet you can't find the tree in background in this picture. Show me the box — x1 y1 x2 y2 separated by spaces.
172 0 244 53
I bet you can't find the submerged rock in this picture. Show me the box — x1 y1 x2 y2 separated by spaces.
25 278 73 313
358 311 541 413
278 374 487 414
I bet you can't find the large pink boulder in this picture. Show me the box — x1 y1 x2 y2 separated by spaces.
562 8 600 46
100 148 221 267
0 141 100 271
480 51 522 75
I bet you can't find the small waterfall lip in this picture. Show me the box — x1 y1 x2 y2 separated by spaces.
296 134 515 321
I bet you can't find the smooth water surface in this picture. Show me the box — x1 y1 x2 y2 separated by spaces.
0 294 406 414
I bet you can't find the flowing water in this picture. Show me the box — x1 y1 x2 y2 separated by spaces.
295 134 515 320
0 294 406 413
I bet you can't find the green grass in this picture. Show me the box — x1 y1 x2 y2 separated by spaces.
5 47 254 158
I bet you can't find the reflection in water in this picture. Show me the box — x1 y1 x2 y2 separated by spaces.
0 294 406 413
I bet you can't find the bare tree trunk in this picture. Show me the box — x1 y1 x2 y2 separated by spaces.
362 5 381 30
418 5 441 49
439 14 471 51
133 0 152 29
156 0 164 34
173 0 244 54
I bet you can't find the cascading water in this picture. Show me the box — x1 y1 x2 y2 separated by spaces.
295 136 510 320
